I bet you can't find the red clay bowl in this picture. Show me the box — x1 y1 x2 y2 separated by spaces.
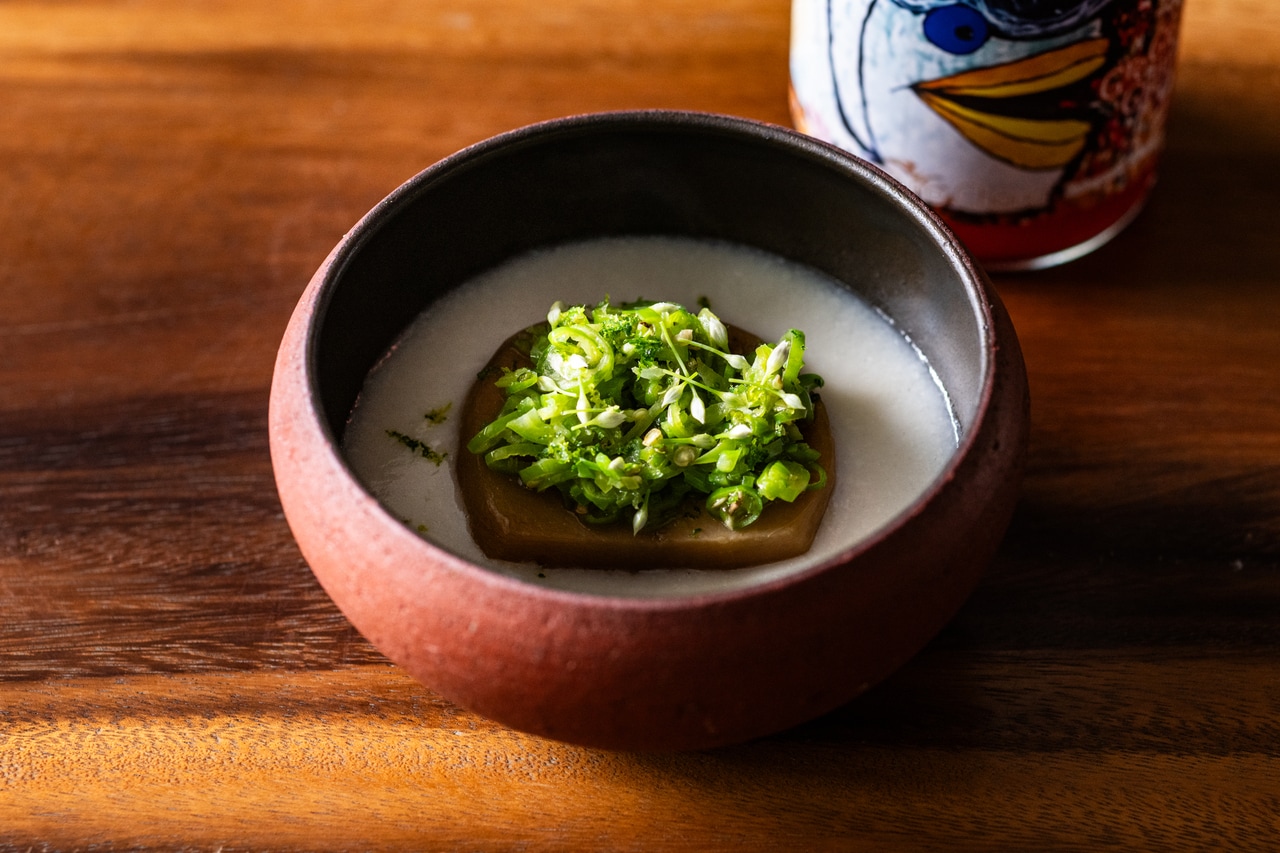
269 110 1029 751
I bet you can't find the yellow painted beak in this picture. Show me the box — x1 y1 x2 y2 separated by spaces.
913 38 1108 170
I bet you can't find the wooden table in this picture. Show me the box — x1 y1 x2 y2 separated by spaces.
2 1 1277 848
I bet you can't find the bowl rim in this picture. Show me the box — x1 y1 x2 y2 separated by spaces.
288 108 998 613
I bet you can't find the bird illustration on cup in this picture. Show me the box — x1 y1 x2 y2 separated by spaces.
791 0 1183 224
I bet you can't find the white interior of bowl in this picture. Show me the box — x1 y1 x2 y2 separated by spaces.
342 236 961 597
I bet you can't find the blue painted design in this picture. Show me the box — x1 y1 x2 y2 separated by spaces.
922 5 990 54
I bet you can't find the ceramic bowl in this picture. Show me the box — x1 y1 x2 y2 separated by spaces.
269 110 1029 751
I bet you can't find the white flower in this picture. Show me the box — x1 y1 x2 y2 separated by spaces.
547 301 565 325
632 501 649 535
765 340 790 376
593 407 627 429
698 308 729 350
660 382 684 408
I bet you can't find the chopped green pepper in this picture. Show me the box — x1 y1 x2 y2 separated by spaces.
467 299 825 533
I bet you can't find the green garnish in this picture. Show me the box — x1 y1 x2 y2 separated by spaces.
388 430 447 465
467 299 826 533
424 403 452 424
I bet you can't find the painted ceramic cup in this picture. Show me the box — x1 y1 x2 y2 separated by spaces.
791 0 1185 270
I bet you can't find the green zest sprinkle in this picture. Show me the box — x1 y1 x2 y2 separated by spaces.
424 403 452 424
467 299 826 533
388 430 447 465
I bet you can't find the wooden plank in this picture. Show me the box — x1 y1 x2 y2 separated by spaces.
1 0 1278 847
2 660 1278 849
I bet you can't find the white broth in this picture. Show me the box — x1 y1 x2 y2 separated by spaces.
343 236 959 598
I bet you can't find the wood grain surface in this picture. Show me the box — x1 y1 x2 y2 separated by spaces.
2 0 1278 849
